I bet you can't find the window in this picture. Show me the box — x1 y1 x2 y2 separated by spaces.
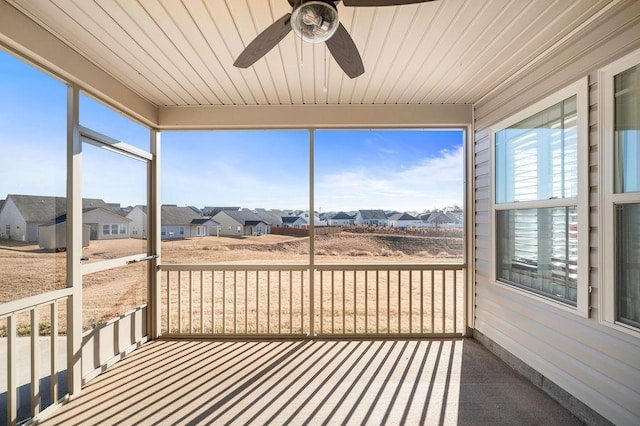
103 224 110 235
600 50 640 332
179 226 185 236
492 79 588 313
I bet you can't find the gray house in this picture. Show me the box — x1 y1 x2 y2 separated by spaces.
0 194 110 242
387 212 422 228
328 212 355 226
126 205 147 239
161 205 216 239
354 210 388 227
213 210 268 236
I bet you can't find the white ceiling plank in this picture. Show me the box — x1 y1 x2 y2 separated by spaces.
413 0 492 104
158 0 243 105
202 0 265 105
359 3 422 104
337 6 376 104
137 0 218 105
394 0 466 104
17 0 174 106
372 2 439 104
180 0 250 105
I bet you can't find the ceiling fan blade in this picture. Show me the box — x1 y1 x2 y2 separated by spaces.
342 0 435 6
326 23 364 79
234 13 292 68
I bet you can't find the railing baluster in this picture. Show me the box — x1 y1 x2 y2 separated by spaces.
420 270 424 334
233 271 237 335
245 271 249 334
267 271 271 334
8 314 16 426
256 270 259 334
365 271 368 334
31 307 40 416
320 271 324 334
397 270 401 333
376 270 380 334
211 271 216 333
178 271 182 334
200 270 204 334
431 270 435 333
167 271 171 333
409 270 413 333
278 271 282 334
222 271 226 335
453 270 457 334
330 270 334 334
387 270 390 334
300 270 304 334
342 270 346 333
189 271 193 333
50 301 58 403
353 270 356 334
442 270 446 333
289 270 293 334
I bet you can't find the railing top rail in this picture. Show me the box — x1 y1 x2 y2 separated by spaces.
159 263 465 272
0 287 72 318
159 263 311 272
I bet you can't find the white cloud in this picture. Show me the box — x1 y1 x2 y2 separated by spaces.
316 145 464 212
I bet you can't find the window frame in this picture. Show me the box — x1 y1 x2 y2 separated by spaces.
490 78 589 317
599 48 640 335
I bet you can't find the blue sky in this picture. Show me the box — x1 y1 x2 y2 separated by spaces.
1 50 464 213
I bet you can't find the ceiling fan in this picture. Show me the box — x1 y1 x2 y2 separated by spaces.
233 0 436 79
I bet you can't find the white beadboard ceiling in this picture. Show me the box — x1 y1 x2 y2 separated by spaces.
7 0 612 107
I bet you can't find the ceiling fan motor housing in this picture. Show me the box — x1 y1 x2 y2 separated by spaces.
291 0 340 43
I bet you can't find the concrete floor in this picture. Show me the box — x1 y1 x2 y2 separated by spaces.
35 338 583 425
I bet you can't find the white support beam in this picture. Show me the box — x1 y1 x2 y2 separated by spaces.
66 84 82 395
0 0 157 127
158 104 473 130
149 129 161 339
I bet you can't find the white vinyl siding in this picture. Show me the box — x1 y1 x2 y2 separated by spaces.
474 10 640 423
492 81 587 310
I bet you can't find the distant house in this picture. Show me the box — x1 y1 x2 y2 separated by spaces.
202 206 240 217
423 211 461 228
213 210 268 236
298 211 327 227
354 210 388 226
126 205 148 239
161 205 218 239
281 216 307 229
328 212 354 226
0 194 110 242
388 212 422 228
254 208 283 233
84 207 132 240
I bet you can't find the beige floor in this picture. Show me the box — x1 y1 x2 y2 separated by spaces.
37 338 583 425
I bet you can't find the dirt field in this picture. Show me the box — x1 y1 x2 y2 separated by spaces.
1 231 464 335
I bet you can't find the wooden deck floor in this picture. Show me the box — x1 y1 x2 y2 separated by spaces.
38 338 582 425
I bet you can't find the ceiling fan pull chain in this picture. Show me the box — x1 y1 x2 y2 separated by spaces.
323 44 328 92
300 36 304 67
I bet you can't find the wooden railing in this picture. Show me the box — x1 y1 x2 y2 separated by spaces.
159 263 465 338
1 288 71 426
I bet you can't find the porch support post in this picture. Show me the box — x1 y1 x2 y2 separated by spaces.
66 84 83 395
309 129 315 336
148 129 161 339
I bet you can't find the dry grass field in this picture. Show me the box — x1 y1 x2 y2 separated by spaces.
1 231 464 336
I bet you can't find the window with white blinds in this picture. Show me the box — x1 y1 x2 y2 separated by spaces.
493 80 587 311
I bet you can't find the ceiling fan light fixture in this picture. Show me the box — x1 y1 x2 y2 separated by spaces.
291 0 339 44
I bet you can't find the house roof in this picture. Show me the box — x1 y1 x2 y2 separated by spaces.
358 210 388 220
331 212 354 220
254 209 282 225
191 218 219 226
161 205 202 226
282 216 304 224
389 213 419 221
5 194 110 223
216 210 264 225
